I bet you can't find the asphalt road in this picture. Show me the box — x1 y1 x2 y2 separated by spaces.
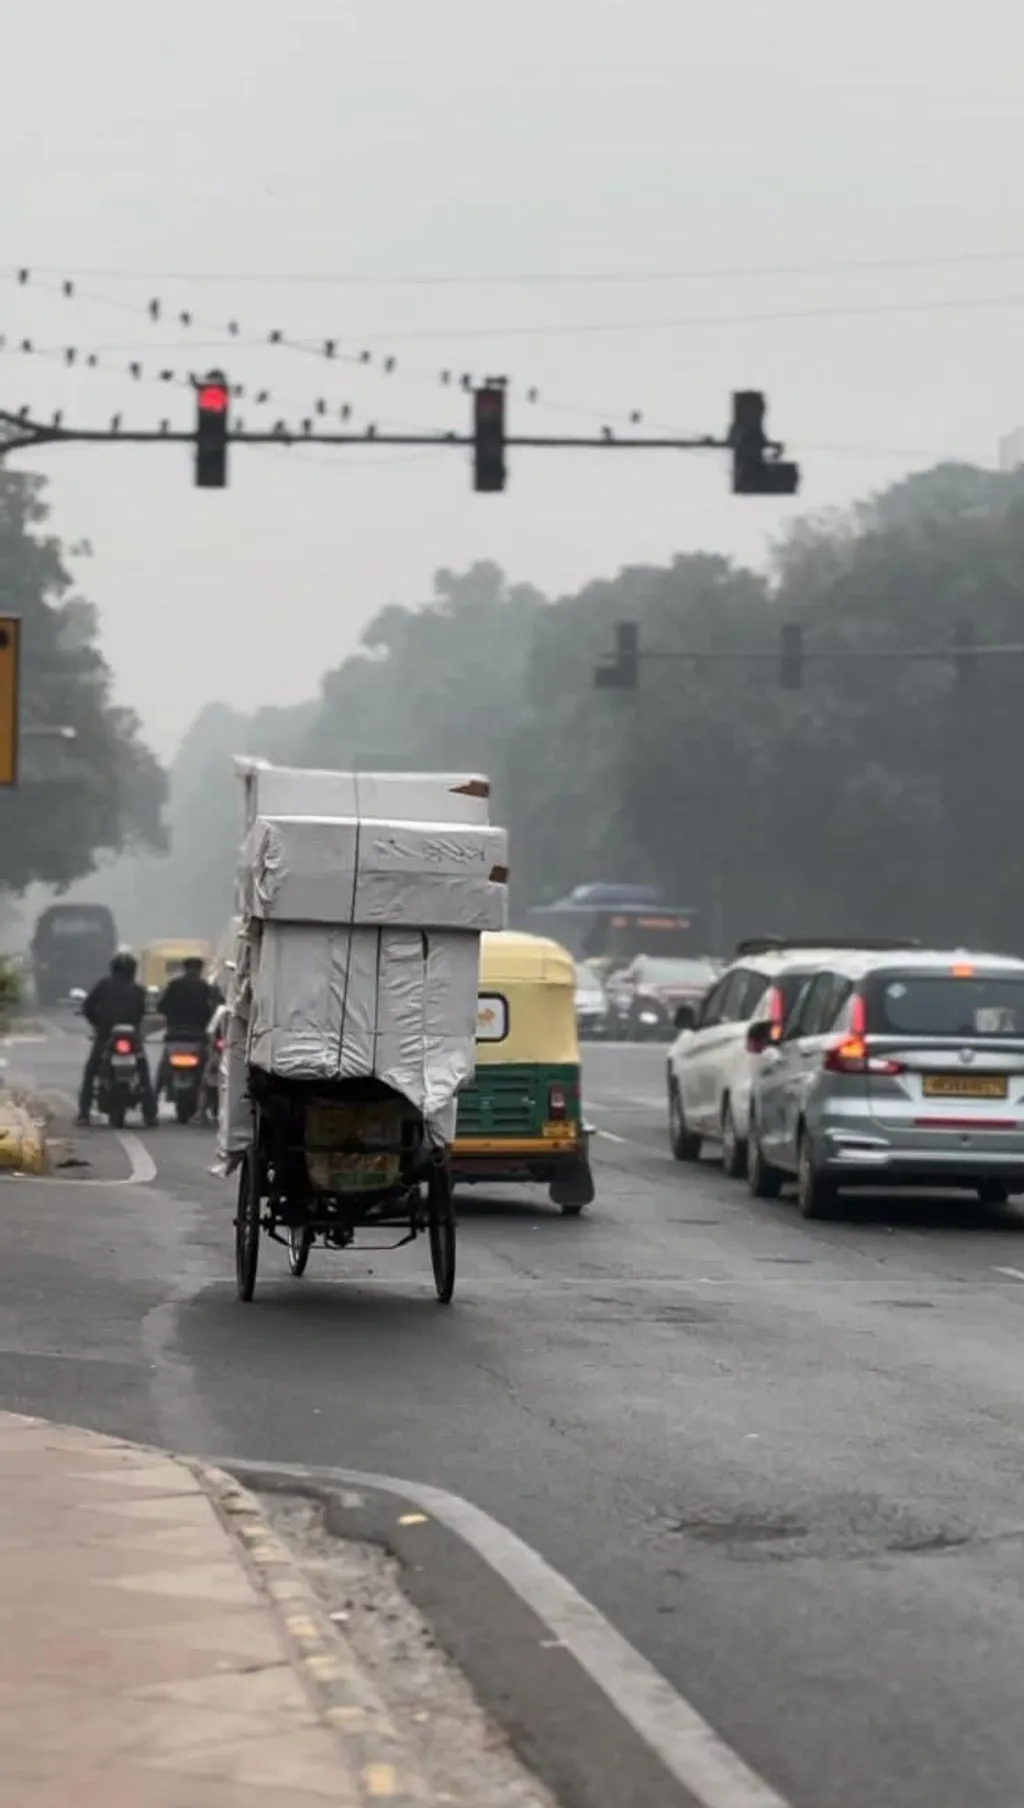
6 1016 1024 1808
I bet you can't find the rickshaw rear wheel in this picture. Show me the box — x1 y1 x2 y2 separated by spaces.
235 1149 261 1302
427 1162 456 1304
287 1225 313 1277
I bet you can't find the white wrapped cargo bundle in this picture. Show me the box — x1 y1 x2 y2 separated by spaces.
235 759 492 830
216 994 253 1165
245 923 476 1140
240 814 509 933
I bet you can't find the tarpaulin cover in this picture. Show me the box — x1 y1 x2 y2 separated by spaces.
240 814 509 932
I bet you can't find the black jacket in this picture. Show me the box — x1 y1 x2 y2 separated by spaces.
158 974 219 1036
84 975 147 1037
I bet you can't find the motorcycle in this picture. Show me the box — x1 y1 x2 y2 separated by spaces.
161 1035 206 1125
96 1024 147 1130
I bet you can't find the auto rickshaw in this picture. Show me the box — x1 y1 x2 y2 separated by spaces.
139 939 214 1007
451 931 595 1214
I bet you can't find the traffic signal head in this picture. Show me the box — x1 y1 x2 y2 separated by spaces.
953 620 977 685
779 622 803 690
195 371 229 488
730 390 800 496
594 620 640 689
0 616 21 786
473 382 506 492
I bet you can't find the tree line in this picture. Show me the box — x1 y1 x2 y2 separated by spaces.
30 456 1024 960
0 469 165 901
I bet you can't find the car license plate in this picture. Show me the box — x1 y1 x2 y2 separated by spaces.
922 1074 1008 1099
542 1119 576 1141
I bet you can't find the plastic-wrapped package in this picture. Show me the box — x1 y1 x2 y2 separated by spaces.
235 759 492 830
245 923 479 1142
240 814 508 932
218 761 504 1166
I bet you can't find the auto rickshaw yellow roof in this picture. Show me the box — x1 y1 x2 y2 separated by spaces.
479 930 575 985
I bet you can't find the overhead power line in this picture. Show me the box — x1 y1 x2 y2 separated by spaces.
9 247 1024 287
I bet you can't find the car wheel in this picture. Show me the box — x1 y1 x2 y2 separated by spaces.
669 1080 702 1163
796 1134 837 1220
977 1180 1009 1206
720 1101 748 1180
747 1119 784 1199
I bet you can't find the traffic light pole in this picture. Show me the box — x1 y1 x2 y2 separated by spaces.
0 387 800 496
593 621 1024 690
0 419 728 454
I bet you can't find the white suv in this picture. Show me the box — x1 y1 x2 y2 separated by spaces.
666 939 919 1177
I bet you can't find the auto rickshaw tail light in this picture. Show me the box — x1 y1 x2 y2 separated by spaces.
548 1083 568 1120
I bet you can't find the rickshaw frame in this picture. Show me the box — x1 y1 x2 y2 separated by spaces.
233 1074 456 1304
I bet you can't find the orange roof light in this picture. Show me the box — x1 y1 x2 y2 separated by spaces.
951 963 975 977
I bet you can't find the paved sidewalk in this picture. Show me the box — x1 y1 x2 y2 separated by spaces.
0 1412 423 1805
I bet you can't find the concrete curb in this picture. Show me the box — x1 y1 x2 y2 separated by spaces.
189 1457 432 1807
0 1098 48 1174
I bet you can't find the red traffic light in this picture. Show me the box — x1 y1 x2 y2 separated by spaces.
197 383 228 413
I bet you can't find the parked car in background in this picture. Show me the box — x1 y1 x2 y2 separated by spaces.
666 937 921 1177
607 954 718 1041
574 960 611 1039
745 947 1024 1217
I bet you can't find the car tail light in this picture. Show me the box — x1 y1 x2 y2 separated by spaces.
113 1037 133 1055
823 1033 903 1076
548 1083 567 1120
215 1036 225 1053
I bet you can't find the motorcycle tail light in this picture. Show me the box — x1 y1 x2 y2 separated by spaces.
169 1052 200 1068
113 1037 132 1055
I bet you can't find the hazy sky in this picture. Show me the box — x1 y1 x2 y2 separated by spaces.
3 0 1022 755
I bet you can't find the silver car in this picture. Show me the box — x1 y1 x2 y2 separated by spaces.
746 948 1024 1217
574 960 611 1039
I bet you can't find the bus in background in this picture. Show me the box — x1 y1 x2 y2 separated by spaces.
523 885 701 974
31 904 118 1006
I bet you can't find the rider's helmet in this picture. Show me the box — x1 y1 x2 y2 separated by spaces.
111 951 137 980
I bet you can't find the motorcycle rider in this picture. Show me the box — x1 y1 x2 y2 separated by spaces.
156 957 222 1096
77 951 157 1128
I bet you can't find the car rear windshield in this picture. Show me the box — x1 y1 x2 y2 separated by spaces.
641 959 713 984
865 973 1024 1039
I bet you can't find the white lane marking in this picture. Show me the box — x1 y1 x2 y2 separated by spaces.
596 1129 628 1145
18 1090 159 1189
240 1459 791 1808
993 1265 1024 1283
117 1131 157 1186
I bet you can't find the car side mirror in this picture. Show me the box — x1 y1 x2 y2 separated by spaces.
673 1003 696 1031
746 1020 778 1054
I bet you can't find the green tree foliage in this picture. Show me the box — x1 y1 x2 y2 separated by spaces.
127 461 1024 955
0 470 166 894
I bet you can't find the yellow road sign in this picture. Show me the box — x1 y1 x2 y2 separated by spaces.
0 617 20 787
